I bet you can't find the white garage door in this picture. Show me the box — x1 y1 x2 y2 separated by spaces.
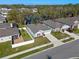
44 30 51 34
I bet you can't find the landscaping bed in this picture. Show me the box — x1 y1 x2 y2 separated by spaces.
62 38 74 43
0 37 50 58
73 28 79 34
51 31 69 40
20 29 32 41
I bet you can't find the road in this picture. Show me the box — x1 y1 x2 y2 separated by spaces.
23 40 79 59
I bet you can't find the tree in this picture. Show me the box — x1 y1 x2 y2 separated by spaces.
7 9 26 24
7 9 20 23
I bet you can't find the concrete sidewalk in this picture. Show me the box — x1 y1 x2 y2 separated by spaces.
45 34 64 47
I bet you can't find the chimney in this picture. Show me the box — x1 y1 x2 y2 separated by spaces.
10 23 13 28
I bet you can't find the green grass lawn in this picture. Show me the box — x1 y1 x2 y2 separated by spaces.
62 38 74 43
51 31 69 40
11 44 53 59
73 28 79 34
18 23 25 28
20 29 31 41
0 37 50 58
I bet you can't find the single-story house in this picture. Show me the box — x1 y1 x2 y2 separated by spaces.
54 16 79 29
43 20 67 31
0 23 13 29
0 14 6 23
0 28 20 43
27 24 52 37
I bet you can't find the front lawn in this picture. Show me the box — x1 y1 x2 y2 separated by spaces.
0 37 50 58
51 31 69 40
20 29 31 41
73 28 79 34
11 44 53 59
18 23 25 28
62 38 74 43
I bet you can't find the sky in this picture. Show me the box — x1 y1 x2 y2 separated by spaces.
0 0 79 5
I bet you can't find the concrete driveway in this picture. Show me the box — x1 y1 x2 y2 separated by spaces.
64 31 79 40
45 33 64 47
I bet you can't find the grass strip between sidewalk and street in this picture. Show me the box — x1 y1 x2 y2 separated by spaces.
11 44 53 59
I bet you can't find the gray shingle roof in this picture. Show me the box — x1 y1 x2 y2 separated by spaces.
0 23 11 29
0 14 5 21
27 24 51 34
54 16 79 26
0 28 19 37
43 20 64 29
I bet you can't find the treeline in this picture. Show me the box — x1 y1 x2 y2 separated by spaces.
6 4 79 25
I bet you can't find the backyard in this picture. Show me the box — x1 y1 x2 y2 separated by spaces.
51 31 70 40
0 37 50 58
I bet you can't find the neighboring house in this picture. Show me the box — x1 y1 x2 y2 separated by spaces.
32 8 38 13
27 24 52 37
0 14 6 23
0 8 11 17
0 28 19 43
0 23 19 43
0 23 12 29
54 16 79 29
43 20 65 31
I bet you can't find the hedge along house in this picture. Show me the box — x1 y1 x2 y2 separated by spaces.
54 16 79 30
27 24 52 37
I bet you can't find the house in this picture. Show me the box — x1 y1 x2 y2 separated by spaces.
0 23 12 29
0 14 6 23
27 24 52 37
53 16 79 30
32 8 38 13
0 8 11 17
43 20 65 32
0 28 19 43
0 22 19 43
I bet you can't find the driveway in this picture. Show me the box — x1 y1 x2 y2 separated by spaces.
64 31 79 40
45 34 64 47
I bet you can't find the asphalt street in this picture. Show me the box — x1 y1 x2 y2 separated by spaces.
22 40 79 59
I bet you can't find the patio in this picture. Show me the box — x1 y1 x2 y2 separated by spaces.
13 36 24 44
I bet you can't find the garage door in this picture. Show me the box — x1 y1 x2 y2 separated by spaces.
44 30 51 34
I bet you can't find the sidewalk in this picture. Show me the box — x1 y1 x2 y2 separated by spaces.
45 34 64 47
